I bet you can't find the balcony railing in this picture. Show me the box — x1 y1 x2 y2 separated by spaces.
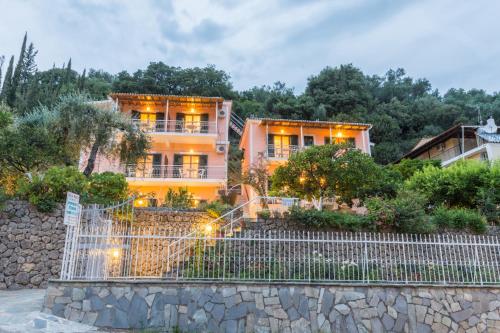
124 164 226 180
132 120 217 134
266 144 300 159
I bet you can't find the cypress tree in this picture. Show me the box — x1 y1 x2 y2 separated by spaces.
0 56 14 103
64 58 72 84
78 68 86 91
10 32 28 104
0 56 4 90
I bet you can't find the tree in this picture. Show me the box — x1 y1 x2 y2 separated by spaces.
242 156 269 206
10 32 28 106
272 145 384 210
0 56 14 103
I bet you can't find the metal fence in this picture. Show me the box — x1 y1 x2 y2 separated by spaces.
62 216 500 286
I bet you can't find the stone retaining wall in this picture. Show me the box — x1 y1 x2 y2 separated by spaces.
0 200 66 289
0 202 213 289
43 281 500 333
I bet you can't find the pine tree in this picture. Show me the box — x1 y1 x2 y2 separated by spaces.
0 56 14 103
10 32 28 105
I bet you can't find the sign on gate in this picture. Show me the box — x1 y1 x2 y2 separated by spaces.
63 192 81 226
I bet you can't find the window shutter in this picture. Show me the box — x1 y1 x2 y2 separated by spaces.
304 136 314 146
173 154 183 178
201 113 209 133
324 137 331 145
267 134 275 157
175 113 184 132
347 138 355 147
199 155 208 178
290 135 299 146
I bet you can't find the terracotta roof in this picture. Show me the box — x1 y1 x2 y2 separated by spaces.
249 117 372 130
109 93 225 104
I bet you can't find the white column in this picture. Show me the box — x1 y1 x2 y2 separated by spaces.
250 123 254 165
329 126 332 144
215 101 218 136
300 125 304 148
165 100 169 131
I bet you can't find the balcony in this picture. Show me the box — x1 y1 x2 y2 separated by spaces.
123 163 226 185
133 120 218 134
265 144 300 159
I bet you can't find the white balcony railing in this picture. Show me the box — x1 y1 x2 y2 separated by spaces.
124 164 226 180
132 120 217 134
266 144 300 159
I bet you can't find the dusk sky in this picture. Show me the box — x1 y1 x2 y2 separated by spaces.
1 0 499 93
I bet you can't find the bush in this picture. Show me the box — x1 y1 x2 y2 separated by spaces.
366 190 435 234
16 166 129 212
163 188 193 209
85 172 128 205
289 207 372 231
431 206 488 233
17 166 87 212
405 160 491 208
199 200 232 218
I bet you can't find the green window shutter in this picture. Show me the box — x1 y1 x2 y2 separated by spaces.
304 136 314 146
199 155 208 178
290 135 299 146
324 137 331 145
200 114 209 133
347 138 355 147
155 113 165 131
267 134 275 157
152 154 162 178
175 113 184 132
173 154 183 178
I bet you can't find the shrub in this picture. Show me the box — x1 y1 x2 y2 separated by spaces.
431 206 488 233
366 190 435 234
0 186 8 209
85 172 128 205
405 160 491 208
17 166 88 212
199 200 232 218
163 188 194 209
289 207 372 231
390 159 441 180
256 209 271 220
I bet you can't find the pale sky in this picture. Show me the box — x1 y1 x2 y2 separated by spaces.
1 0 499 93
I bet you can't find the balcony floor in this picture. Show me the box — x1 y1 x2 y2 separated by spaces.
126 177 226 187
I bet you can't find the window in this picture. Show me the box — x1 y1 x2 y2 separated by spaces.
304 136 314 147
268 134 299 158
173 154 208 178
175 113 209 133
325 137 355 147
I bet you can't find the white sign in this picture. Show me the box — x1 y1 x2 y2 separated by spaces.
64 192 81 226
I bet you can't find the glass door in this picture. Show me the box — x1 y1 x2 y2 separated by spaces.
184 114 201 133
274 135 290 158
182 155 200 178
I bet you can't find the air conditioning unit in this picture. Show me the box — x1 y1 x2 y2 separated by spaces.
218 108 227 118
216 144 226 154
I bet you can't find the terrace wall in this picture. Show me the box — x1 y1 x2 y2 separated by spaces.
43 281 500 332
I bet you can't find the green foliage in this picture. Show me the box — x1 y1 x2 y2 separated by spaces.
199 200 232 218
17 166 87 212
272 144 386 208
16 166 128 212
404 160 492 209
390 159 441 180
162 188 194 209
289 206 372 231
85 172 128 205
431 206 487 233
366 190 435 234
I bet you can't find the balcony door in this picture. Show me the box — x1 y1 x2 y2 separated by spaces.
175 113 209 133
268 134 298 158
173 154 208 178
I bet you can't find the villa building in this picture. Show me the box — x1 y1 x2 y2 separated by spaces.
238 118 372 202
399 117 500 167
81 93 232 206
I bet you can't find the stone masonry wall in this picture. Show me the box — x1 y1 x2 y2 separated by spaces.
0 200 66 290
43 281 500 333
0 202 214 289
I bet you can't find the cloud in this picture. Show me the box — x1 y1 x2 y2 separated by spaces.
0 0 499 93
